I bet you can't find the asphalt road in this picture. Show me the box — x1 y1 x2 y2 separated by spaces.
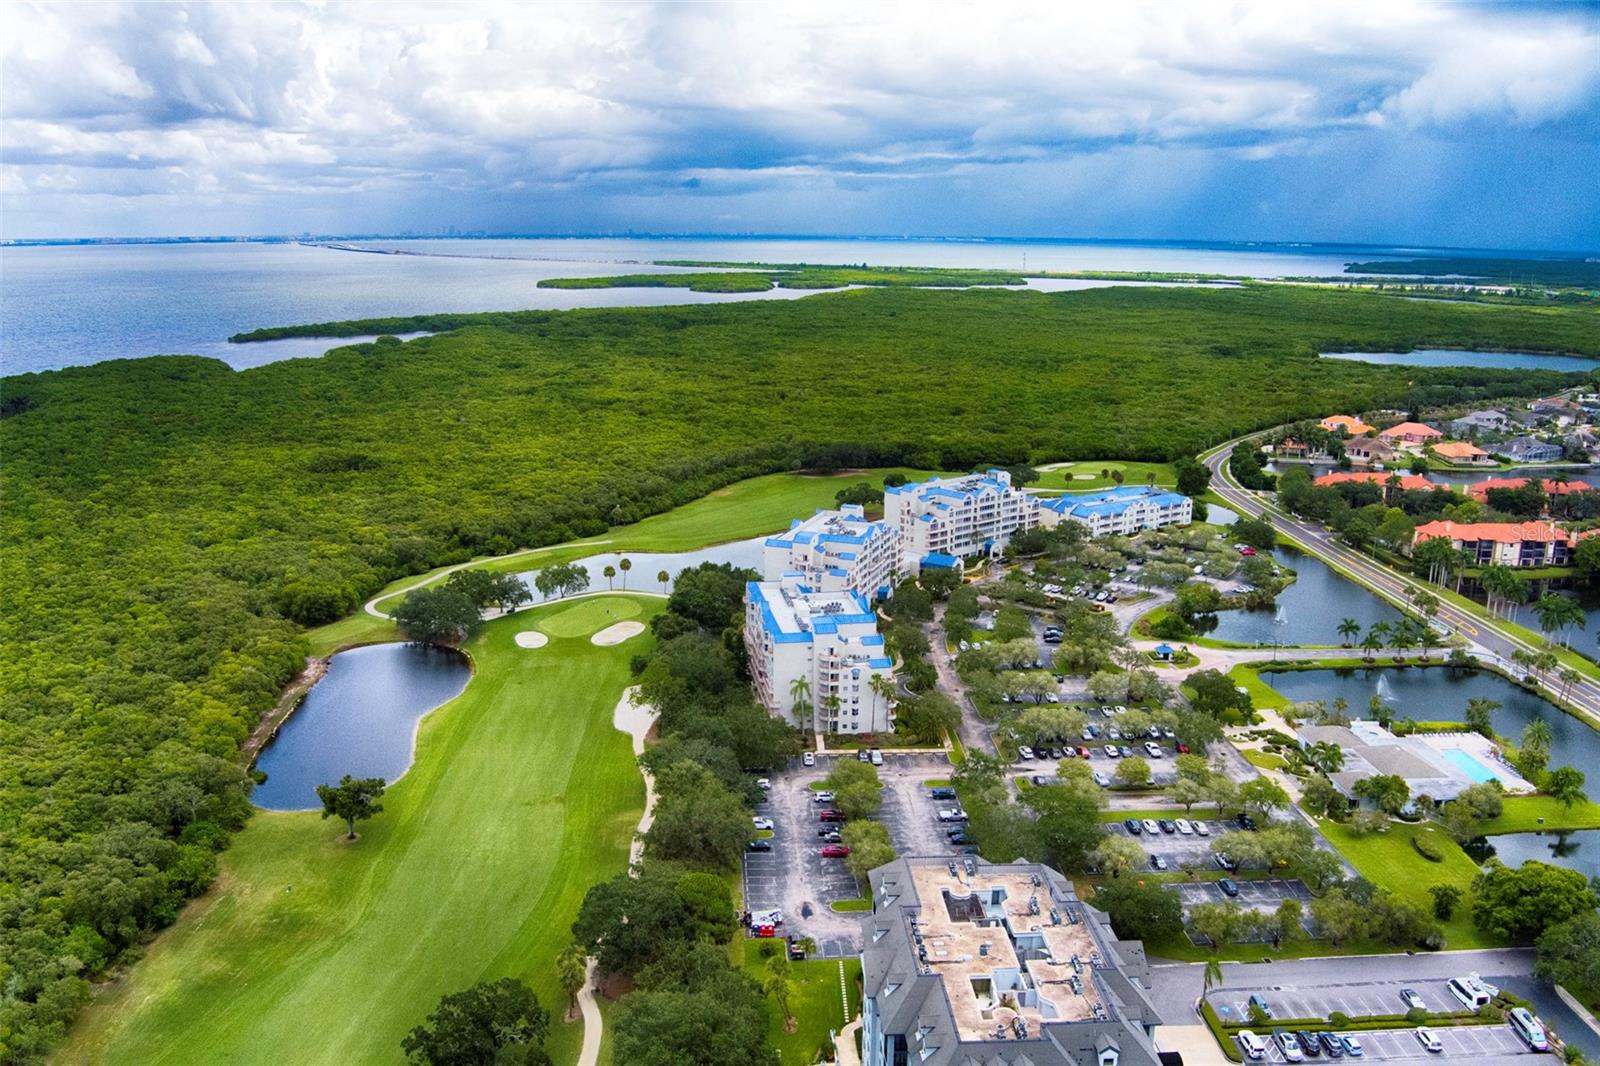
1203 441 1600 726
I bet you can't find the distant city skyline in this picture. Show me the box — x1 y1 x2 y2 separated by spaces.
4 2 1598 249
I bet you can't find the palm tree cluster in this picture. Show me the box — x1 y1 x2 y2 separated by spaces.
1357 616 1439 662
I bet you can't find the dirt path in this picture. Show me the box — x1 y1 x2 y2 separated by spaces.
243 656 328 765
575 687 659 1066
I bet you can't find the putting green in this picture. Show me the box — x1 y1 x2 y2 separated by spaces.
537 596 643 638
58 596 660 1066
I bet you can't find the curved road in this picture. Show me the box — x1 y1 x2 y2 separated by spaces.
1202 438 1600 728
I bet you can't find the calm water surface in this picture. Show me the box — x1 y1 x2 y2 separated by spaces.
3 237 1436 373
516 536 766 602
1207 546 1403 645
253 642 471 811
1322 349 1599 372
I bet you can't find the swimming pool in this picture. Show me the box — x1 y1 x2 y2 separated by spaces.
1441 747 1497 783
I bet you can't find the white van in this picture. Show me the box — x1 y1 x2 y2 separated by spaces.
1236 1030 1268 1061
1509 1006 1549 1051
1447 975 1493 1009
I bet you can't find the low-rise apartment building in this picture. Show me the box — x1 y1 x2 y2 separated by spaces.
884 470 1040 569
1314 471 1436 498
860 857 1162 1066
1467 477 1593 503
1038 486 1192 536
1412 520 1579 567
762 504 902 600
744 576 895 734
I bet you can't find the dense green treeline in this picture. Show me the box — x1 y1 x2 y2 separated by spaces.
538 271 776 293
1345 257 1600 289
2 283 1597 1060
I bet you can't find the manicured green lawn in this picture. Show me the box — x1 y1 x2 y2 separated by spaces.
1317 819 1501 950
1242 749 1290 771
831 898 872 912
741 953 861 1066
538 596 642 637
60 596 660 1066
1479 795 1600 834
1225 665 1289 710
308 467 941 655
1032 461 1176 491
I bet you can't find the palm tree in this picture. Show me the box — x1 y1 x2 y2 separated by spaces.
1560 667 1581 702
764 954 795 1033
1390 620 1417 662
1337 618 1361 647
822 692 842 731
1359 631 1382 662
618 557 631 589
790 676 813 722
1307 741 1345 774
556 943 588 1021
1550 595 1586 648
657 568 670 593
1201 954 1225 1006
1418 624 1440 661
1330 697 1350 726
1533 593 1567 644
1535 650 1560 683
1367 621 1392 660
602 564 616 590
869 673 898 731
1522 718 1554 759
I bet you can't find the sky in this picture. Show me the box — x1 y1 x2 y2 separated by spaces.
3 1 1599 250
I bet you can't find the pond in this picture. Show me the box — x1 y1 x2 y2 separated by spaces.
1205 546 1403 646
1322 349 1600 373
1469 830 1600 880
1204 503 1240 527
252 642 472 811
515 535 767 602
1259 666 1596 775
1455 576 1600 663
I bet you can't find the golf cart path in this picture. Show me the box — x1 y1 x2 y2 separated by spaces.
575 687 658 1066
362 539 614 618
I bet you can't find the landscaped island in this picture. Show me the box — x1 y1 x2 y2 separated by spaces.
5 282 1599 1062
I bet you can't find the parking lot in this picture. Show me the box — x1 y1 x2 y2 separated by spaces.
1212 974 1556 1061
1104 814 1243 868
742 750 954 958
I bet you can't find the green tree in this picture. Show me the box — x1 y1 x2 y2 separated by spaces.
401 977 551 1066
1187 669 1252 720
1536 911 1600 994
1114 756 1152 789
763 954 794 1033
603 564 617 590
612 949 777 1066
1203 955 1225 998
1024 783 1105 874
1239 776 1291 819
619 557 631 589
555 943 588 1021
315 774 386 840
643 762 752 869
657 568 670 593
1464 697 1500 738
1091 834 1146 878
1188 901 1246 949
1337 617 1361 646
1300 774 1344 818
1548 766 1587 809
1473 860 1599 941
394 586 482 644
1352 773 1409 815
1090 878 1183 943
1430 884 1461 921
841 820 896 889
1175 457 1211 497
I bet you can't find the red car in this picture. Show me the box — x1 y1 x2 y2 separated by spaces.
821 844 851 858
1176 742 1191 754
819 809 845 822
1077 746 1092 759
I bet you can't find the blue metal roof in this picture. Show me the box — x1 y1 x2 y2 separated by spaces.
922 552 960 568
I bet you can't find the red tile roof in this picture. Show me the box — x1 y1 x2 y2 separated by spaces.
1413 520 1574 545
1315 472 1435 491
1468 477 1593 501
1379 421 1444 440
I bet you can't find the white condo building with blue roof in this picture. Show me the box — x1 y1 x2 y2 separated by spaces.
762 503 902 600
1039 486 1193 536
883 470 1040 571
744 575 897 734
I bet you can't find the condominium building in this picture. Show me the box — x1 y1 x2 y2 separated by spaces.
1412 520 1581 567
860 857 1162 1066
884 470 1040 570
762 504 902 600
1038 486 1192 537
744 576 896 734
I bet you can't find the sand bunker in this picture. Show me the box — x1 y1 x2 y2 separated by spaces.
591 620 646 646
514 631 549 649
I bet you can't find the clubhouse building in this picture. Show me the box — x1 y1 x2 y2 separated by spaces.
744 576 896 734
885 471 1040 570
762 504 901 600
860 857 1162 1066
1038 486 1193 537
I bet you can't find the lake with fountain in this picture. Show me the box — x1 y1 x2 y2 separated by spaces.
1204 546 1404 646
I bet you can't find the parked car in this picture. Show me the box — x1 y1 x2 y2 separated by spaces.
1248 994 1273 1019
937 808 968 822
1158 819 1176 834
1219 878 1239 897
1214 853 1238 871
1119 746 1134 758
1273 1029 1303 1063
1338 1034 1363 1057
1413 1027 1442 1054
819 809 845 822
857 749 869 762
1236 1031 1268 1061
1144 741 1163 759
814 790 835 803
802 751 815 767
1032 775 1047 786
869 749 883 765
752 817 774 831
947 831 969 845
756 778 771 790
1092 771 1110 787
1124 818 1142 834
1150 855 1168 871
817 830 842 842
746 839 772 852
1176 742 1191 754
1195 821 1211 836
1175 819 1193 835
1237 812 1257 830
1400 989 1425 1011
1017 746 1034 761
1108 728 1121 741
1318 1031 1345 1058
820 844 850 858
1295 1030 1322 1058
1141 819 1161 835
1077 746 1092 759
930 787 957 800
1104 745 1119 758
787 936 807 961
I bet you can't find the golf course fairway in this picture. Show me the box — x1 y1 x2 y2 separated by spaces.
57 594 661 1066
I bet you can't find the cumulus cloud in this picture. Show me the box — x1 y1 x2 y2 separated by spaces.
1 0 1597 243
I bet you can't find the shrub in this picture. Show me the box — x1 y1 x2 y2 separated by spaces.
1329 1011 1352 1028
1411 832 1443 862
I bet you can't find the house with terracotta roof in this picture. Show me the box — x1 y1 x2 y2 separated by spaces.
1315 471 1435 500
1430 440 1492 466
1412 520 1576 567
1467 477 1593 503
1378 421 1444 445
1320 414 1375 436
